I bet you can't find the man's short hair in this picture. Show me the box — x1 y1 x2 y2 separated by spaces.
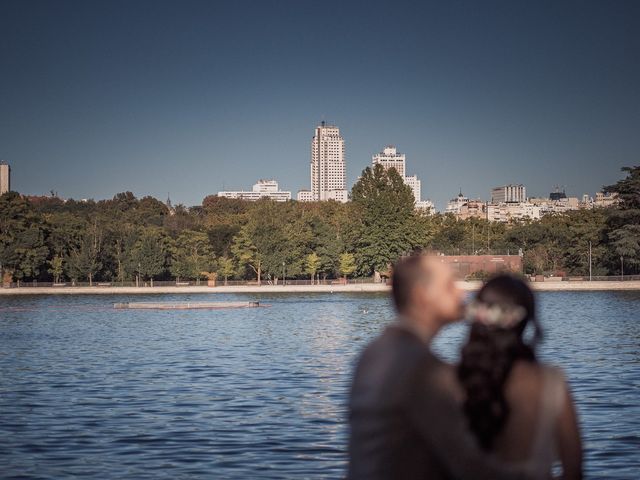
391 255 432 312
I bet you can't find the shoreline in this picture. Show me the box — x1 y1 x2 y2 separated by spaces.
1 281 639 295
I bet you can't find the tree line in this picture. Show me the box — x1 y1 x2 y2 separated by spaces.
0 165 638 284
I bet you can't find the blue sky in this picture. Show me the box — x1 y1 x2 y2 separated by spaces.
1 0 638 209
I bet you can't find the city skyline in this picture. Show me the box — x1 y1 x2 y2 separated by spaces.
0 139 628 212
1 124 628 211
1 1 638 209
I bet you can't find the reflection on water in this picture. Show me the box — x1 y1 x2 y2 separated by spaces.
0 291 638 478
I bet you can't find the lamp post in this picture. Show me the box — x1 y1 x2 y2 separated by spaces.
621 256 624 281
589 242 591 281
487 222 491 254
282 261 285 287
472 223 475 255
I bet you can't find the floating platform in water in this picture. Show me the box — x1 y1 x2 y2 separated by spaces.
113 301 266 310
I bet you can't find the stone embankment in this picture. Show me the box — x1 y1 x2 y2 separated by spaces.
1 281 639 295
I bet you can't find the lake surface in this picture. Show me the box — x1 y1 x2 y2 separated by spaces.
0 291 638 479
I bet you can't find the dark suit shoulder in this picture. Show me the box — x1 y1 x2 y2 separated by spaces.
350 325 435 409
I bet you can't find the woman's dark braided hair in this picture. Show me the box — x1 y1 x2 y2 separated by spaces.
458 274 542 451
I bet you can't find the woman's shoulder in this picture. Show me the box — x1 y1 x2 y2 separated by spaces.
512 361 566 379
538 363 569 388
508 361 568 398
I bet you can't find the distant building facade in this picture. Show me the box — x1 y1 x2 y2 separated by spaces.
445 191 470 215
487 202 542 222
549 187 567 201
218 179 291 202
306 122 348 202
372 145 406 177
529 196 580 215
372 146 431 212
457 199 487 220
0 162 10 194
444 183 618 222
593 191 619 208
491 184 526 204
296 189 315 202
404 174 422 205
415 200 435 215
444 191 486 220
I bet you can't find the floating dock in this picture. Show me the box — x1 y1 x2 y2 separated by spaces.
113 301 265 310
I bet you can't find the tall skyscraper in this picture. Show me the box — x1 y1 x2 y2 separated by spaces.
371 146 424 205
372 145 406 177
308 121 348 202
0 162 10 195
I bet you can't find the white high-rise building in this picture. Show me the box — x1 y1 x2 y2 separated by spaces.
0 162 10 195
372 145 406 177
309 122 348 202
404 175 421 204
372 146 426 207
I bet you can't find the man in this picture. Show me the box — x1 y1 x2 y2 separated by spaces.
348 255 526 479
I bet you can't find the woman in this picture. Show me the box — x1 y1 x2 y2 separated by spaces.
458 274 583 479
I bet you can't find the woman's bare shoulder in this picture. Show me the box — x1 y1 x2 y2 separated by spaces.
508 362 568 396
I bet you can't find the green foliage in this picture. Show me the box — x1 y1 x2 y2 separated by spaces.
231 224 262 283
604 166 640 271
466 270 491 281
339 252 356 279
131 228 167 281
0 192 49 281
217 256 235 285
48 255 64 283
1 166 636 283
170 230 215 281
350 164 424 275
66 233 102 284
306 252 321 283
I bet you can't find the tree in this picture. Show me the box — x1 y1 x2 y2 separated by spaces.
217 256 235 285
48 255 64 283
207 224 241 257
350 164 421 276
339 252 356 281
170 230 215 283
604 166 640 273
231 225 262 284
230 201 310 284
131 228 166 285
306 252 321 284
524 245 550 275
305 212 345 279
110 224 138 283
0 192 49 282
66 235 101 285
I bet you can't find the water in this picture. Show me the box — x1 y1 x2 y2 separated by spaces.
0 291 638 479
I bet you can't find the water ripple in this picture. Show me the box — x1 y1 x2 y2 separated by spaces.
1 291 639 478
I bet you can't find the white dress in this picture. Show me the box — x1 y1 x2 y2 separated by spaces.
515 366 567 479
